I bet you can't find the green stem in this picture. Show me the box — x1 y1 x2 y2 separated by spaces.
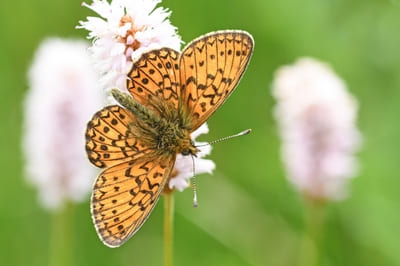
163 193 174 266
49 202 74 266
298 199 325 266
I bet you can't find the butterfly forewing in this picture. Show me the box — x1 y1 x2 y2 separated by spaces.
179 31 254 131
91 155 175 247
127 48 181 115
85 105 151 168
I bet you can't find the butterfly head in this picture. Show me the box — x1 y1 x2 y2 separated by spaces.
177 137 199 157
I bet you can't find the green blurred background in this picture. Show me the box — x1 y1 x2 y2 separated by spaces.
1 0 400 265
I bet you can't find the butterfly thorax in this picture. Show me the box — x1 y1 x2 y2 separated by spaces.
156 121 199 156
112 88 199 157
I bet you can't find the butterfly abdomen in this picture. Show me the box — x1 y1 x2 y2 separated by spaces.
111 88 160 129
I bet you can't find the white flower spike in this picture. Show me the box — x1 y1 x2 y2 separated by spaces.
272 57 361 201
23 38 103 209
77 0 182 99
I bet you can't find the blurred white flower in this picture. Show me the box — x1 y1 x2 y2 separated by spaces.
23 38 103 210
169 123 216 192
77 0 182 100
272 57 361 201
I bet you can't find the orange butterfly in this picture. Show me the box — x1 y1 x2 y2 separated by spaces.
85 30 254 247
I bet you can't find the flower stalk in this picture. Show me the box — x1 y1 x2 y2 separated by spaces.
298 199 325 266
49 202 74 266
163 193 174 266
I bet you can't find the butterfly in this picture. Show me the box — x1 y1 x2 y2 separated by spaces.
85 30 254 247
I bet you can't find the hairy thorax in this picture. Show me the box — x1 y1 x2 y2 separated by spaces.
156 119 199 156
111 88 199 157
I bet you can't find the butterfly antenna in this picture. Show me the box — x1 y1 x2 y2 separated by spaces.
191 154 198 208
196 129 251 148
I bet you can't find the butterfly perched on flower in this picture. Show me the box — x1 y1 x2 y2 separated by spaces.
85 30 254 247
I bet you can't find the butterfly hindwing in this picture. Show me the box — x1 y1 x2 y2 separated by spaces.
91 155 176 247
179 30 254 131
127 48 181 116
85 105 151 168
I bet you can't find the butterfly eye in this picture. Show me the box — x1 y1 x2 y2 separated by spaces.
182 149 190 156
